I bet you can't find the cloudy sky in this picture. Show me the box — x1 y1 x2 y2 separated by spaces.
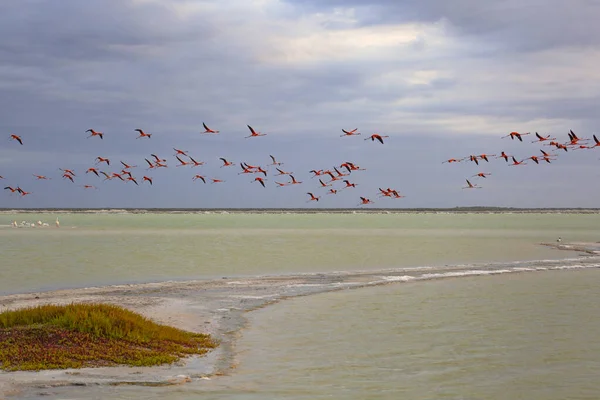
1 0 599 209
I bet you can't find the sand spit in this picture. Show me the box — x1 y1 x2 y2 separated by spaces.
540 241 600 255
1 242 599 398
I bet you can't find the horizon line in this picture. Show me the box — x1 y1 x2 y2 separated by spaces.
2 207 600 212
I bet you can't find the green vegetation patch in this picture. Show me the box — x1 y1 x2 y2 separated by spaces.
0 303 217 371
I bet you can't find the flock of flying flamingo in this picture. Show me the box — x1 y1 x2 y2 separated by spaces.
4 127 599 206
3 126 401 206
445 130 600 190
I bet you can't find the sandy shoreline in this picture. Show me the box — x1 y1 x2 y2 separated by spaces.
0 272 384 398
1 242 599 398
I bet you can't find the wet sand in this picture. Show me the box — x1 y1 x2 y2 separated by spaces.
1 242 599 398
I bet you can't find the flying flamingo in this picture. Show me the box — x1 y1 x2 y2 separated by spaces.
289 175 302 185
478 154 495 162
86 129 103 139
573 145 591 150
442 158 464 164
528 155 542 164
339 162 354 171
566 130 588 146
327 189 338 195
82 185 97 189
472 172 491 178
4 186 18 193
496 152 511 162
379 188 403 198
378 188 392 197
306 192 320 202
364 134 388 144
333 167 349 178
62 174 75 183
86 168 100 177
531 132 555 143
120 161 137 169
17 187 32 196
340 128 360 137
546 141 568 152
189 156 205 167
462 179 481 189
342 162 366 172
274 167 293 176
253 177 267 187
554 143 569 152
9 134 23 145
32 174 50 180
502 131 530 141
245 125 266 138
192 175 206 183
134 129 152 139
176 156 192 167
110 173 125 181
254 166 267 177
173 148 189 156
539 149 556 163
96 157 110 166
143 176 153 185
358 196 374 205
340 165 353 174
100 171 111 180
241 162 259 170
509 157 527 166
342 180 357 188
151 154 166 163
59 168 76 176
145 159 156 170
275 181 289 187
468 155 479 165
202 123 219 134
325 171 341 182
220 158 235 167
318 179 332 188
269 155 283 166
210 178 224 184
239 164 254 175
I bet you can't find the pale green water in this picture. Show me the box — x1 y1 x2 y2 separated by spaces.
3 212 600 400
231 268 600 399
33 268 600 400
1 213 598 295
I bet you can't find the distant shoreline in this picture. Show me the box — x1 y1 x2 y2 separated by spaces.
1 207 600 214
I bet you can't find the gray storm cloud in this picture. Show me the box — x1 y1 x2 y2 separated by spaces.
1 0 599 208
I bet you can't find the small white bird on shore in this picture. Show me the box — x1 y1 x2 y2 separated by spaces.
557 237 562 243
55 217 60 228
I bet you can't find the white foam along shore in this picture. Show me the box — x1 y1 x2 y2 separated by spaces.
1 241 599 397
